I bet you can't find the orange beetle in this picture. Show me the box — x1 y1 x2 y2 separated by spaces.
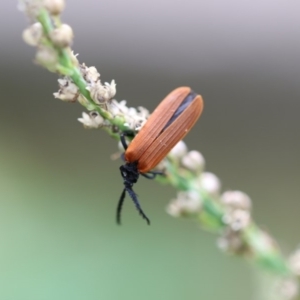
117 87 204 225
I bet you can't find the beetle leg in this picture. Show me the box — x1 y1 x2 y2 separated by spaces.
141 171 165 180
120 131 135 150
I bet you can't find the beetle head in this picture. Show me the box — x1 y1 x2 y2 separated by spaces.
120 162 139 186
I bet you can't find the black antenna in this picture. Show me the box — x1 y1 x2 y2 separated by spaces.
116 184 150 225
125 185 150 225
116 188 126 225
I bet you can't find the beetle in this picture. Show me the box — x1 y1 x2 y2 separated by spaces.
117 86 204 225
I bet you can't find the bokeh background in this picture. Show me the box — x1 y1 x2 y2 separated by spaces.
1 1 300 299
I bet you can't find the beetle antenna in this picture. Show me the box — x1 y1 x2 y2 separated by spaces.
116 188 126 225
125 186 150 225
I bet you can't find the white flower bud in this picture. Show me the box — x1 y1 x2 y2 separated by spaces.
217 228 244 253
44 0 65 15
53 78 79 102
49 24 73 48
82 66 100 83
116 100 128 113
108 100 122 115
198 172 221 196
78 111 104 129
90 111 104 127
105 80 116 98
133 118 147 131
181 150 205 173
35 46 58 71
220 190 252 211
169 141 188 159
224 209 251 231
123 113 147 132
22 22 43 46
18 0 43 19
136 106 149 119
152 159 166 172
116 105 149 132
289 249 300 276
127 107 137 117
88 82 105 104
87 80 116 104
167 190 202 217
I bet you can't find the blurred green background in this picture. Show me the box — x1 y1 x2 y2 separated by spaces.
1 1 300 299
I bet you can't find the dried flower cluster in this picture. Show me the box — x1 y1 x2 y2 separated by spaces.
218 190 252 253
167 140 217 217
166 140 252 239
21 1 74 71
20 0 151 136
53 65 116 107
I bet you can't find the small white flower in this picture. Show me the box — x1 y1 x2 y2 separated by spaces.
133 118 147 131
224 209 251 231
107 100 122 115
22 22 43 46
49 24 73 48
107 100 147 131
83 66 100 83
152 159 167 172
216 236 229 251
221 190 252 211
35 46 58 72
78 111 104 129
87 82 103 104
198 172 221 196
217 228 244 253
117 100 128 113
78 112 90 126
167 190 202 217
169 141 188 159
123 117 147 132
53 78 79 102
136 106 149 119
289 249 300 276
124 106 148 131
105 80 116 98
87 80 116 104
44 0 65 15
18 0 43 19
127 107 137 117
181 150 205 173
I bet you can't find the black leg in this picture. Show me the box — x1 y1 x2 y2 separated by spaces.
125 186 150 225
149 170 165 176
116 188 126 225
120 133 129 151
120 131 135 151
141 170 165 180
141 173 156 179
